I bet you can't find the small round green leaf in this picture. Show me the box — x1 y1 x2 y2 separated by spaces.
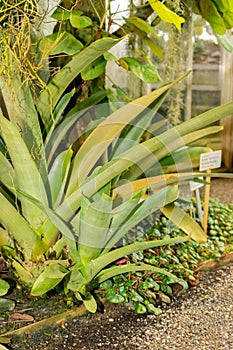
52 8 80 21
131 291 144 302
0 279 9 297
106 293 125 303
135 302 147 314
0 298 15 312
70 15 93 28
158 292 171 303
146 303 163 315
81 56 107 80
100 280 113 289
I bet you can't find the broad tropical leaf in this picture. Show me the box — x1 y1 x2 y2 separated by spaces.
66 71 190 194
103 185 179 251
96 263 187 286
0 75 45 172
0 192 45 259
0 114 48 228
161 204 206 243
37 37 121 125
78 194 113 265
31 263 69 296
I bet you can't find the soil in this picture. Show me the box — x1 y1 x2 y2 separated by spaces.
0 177 232 350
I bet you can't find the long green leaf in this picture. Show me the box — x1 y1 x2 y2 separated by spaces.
78 194 113 265
66 72 191 194
31 263 69 296
107 192 143 240
0 114 48 228
0 74 46 175
0 192 46 259
37 37 121 125
103 185 178 252
161 204 206 243
160 146 212 173
111 91 168 157
65 90 111 119
96 263 185 285
0 152 16 188
43 206 78 261
120 125 225 181
47 88 75 132
45 109 86 167
48 149 73 207
84 235 189 282
40 99 233 238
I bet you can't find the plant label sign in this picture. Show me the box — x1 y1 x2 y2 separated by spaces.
190 177 204 192
199 150 222 171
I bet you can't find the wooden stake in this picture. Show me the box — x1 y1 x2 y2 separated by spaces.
202 168 211 233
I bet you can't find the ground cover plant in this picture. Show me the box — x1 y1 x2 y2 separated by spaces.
99 197 233 315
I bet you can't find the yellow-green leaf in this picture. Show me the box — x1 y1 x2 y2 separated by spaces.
52 8 81 20
39 32 83 55
31 263 69 296
161 204 207 243
0 279 9 297
125 16 158 38
148 0 185 30
199 0 226 35
70 14 92 28
223 11 233 29
212 0 233 13
119 57 161 83
83 294 97 313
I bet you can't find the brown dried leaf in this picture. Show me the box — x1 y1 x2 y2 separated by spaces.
8 313 34 322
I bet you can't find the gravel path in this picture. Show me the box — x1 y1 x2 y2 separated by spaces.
60 265 233 350
9 178 233 350
20 264 233 350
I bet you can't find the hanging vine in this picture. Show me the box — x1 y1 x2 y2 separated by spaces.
161 0 186 125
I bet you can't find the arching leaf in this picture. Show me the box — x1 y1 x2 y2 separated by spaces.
39 32 83 55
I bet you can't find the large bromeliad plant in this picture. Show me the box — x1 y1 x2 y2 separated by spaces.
0 34 233 311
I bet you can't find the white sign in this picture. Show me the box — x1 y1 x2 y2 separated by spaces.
190 177 204 192
199 150 222 171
